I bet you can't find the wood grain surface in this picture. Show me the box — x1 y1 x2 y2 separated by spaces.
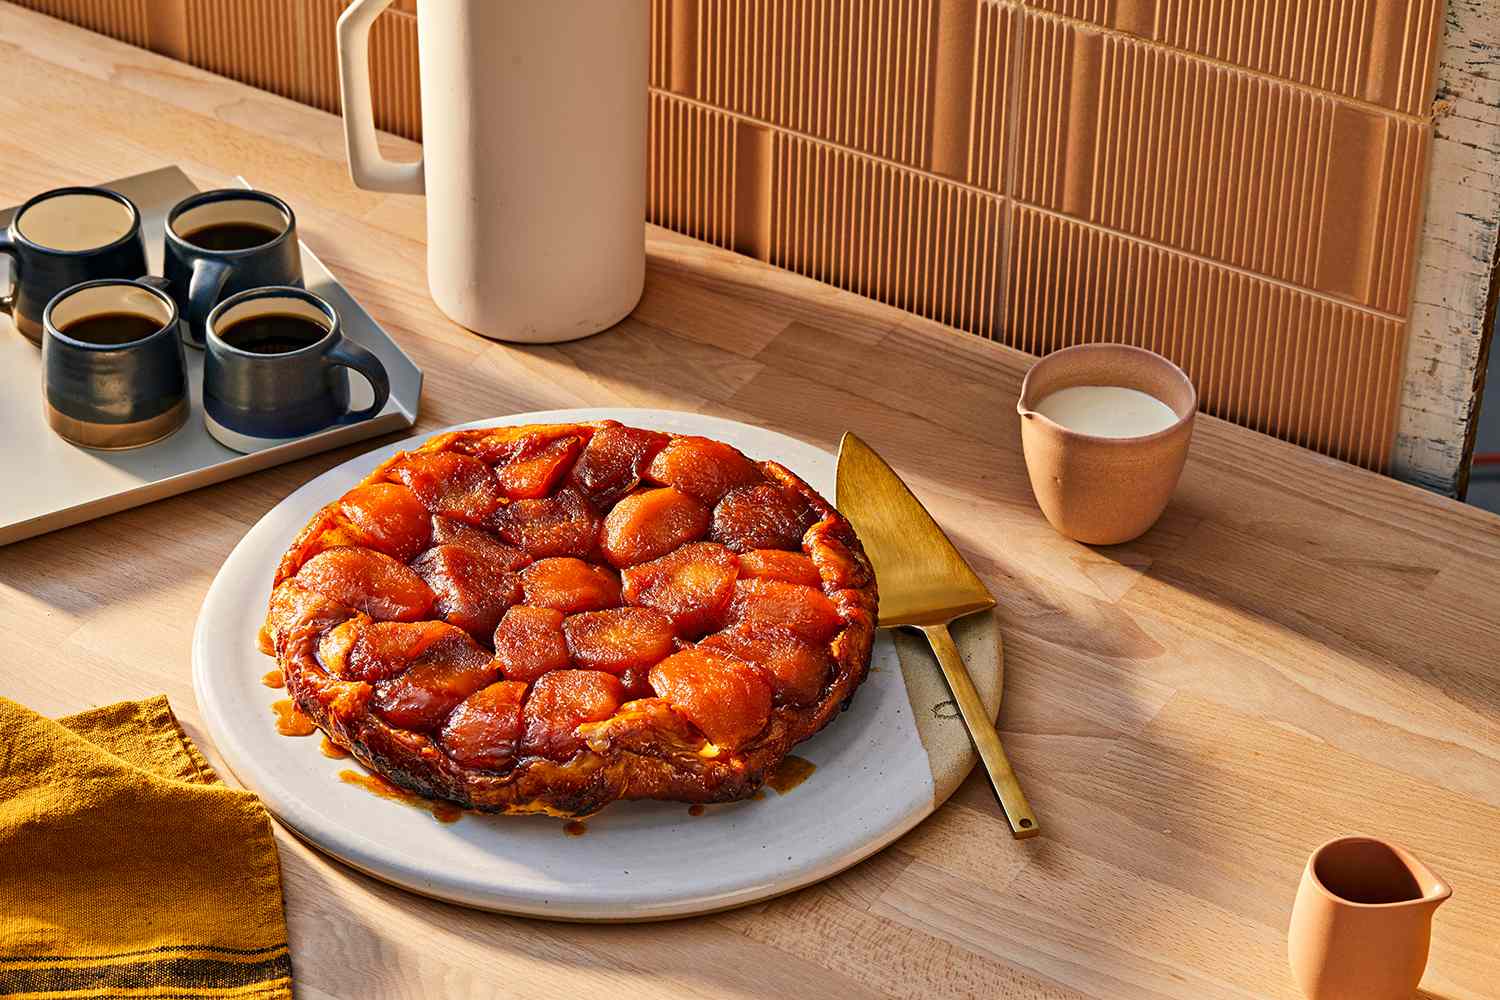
1 7 1497 999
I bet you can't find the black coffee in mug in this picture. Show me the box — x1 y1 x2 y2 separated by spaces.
179 221 282 252
218 313 327 355
61 312 165 346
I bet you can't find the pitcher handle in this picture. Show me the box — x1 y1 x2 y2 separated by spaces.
337 0 425 195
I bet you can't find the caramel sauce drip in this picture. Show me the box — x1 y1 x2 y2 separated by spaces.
766 755 816 794
563 820 588 837
271 698 315 737
338 769 464 824
256 626 275 656
687 804 705 817
261 669 285 689
319 736 350 759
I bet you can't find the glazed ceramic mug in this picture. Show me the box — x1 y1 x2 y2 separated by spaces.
164 189 303 347
203 286 389 453
1288 836 1451 1000
41 278 189 450
1 186 150 345
1017 344 1196 545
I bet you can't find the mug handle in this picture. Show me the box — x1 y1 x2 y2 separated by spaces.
186 257 231 346
0 228 17 315
323 335 391 425
337 0 425 194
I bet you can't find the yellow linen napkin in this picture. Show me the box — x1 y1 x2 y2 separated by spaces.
0 696 292 999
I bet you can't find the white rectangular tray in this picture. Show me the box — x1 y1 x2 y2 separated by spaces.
0 166 422 546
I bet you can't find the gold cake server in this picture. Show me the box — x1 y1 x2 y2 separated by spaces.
836 432 1039 838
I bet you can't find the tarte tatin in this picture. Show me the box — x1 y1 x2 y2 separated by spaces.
262 421 878 817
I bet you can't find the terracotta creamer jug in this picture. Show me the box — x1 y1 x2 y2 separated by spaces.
1288 836 1451 1000
337 0 647 343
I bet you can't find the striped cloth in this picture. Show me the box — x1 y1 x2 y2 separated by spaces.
0 696 292 999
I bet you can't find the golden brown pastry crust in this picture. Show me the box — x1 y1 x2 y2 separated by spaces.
262 421 877 817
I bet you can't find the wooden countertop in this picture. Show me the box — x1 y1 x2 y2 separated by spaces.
2 7 1497 999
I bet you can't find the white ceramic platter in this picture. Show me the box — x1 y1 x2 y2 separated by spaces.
194 408 948 920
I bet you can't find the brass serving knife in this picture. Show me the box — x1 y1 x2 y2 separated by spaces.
836 432 1039 838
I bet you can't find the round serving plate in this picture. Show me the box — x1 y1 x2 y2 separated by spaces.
193 408 1001 920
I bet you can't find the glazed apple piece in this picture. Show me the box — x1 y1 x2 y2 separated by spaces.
648 647 772 749
701 627 833 706
294 546 435 622
600 487 710 567
522 670 625 760
370 629 499 730
386 451 507 523
491 606 572 684
264 580 357 658
807 532 873 590
736 549 822 587
616 667 656 702
568 424 670 506
563 607 676 674
492 488 602 559
644 435 763 504
430 516 531 572
319 618 456 682
519 557 622 613
620 542 739 638
443 423 598 465
438 680 528 771
494 432 585 499
337 482 433 562
710 483 816 553
412 544 522 641
725 578 842 644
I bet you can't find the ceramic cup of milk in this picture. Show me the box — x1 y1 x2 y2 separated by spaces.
1016 344 1196 545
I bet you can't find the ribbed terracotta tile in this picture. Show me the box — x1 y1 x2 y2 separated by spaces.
648 92 742 251
1026 0 1444 115
1010 12 1427 313
693 0 940 169
183 0 300 102
19 0 150 47
770 131 1007 337
1006 204 1404 470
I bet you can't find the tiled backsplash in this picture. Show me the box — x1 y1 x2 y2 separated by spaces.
21 0 1454 481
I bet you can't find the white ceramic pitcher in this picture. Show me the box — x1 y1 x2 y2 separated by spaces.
337 0 647 343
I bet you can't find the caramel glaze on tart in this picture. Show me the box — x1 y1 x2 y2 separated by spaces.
262 421 877 817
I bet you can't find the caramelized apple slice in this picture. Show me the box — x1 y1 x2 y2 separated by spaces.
600 487 710 567
491 606 571 684
648 647 772 749
710 483 816 552
371 630 499 730
620 542 739 638
387 451 506 523
430 516 531 571
412 544 522 640
443 423 599 465
725 578 842 644
492 488 602 558
644 435 762 504
568 424 670 506
522 670 624 760
563 607 676 674
701 627 833 705
295 546 435 622
338 482 432 562
495 432 585 499
439 680 528 771
736 549 822 587
320 618 458 682
519 557 622 613
264 580 356 652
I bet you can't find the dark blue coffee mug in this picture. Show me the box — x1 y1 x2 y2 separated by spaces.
164 189 303 348
42 278 188 450
203 286 390 453
2 187 149 345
